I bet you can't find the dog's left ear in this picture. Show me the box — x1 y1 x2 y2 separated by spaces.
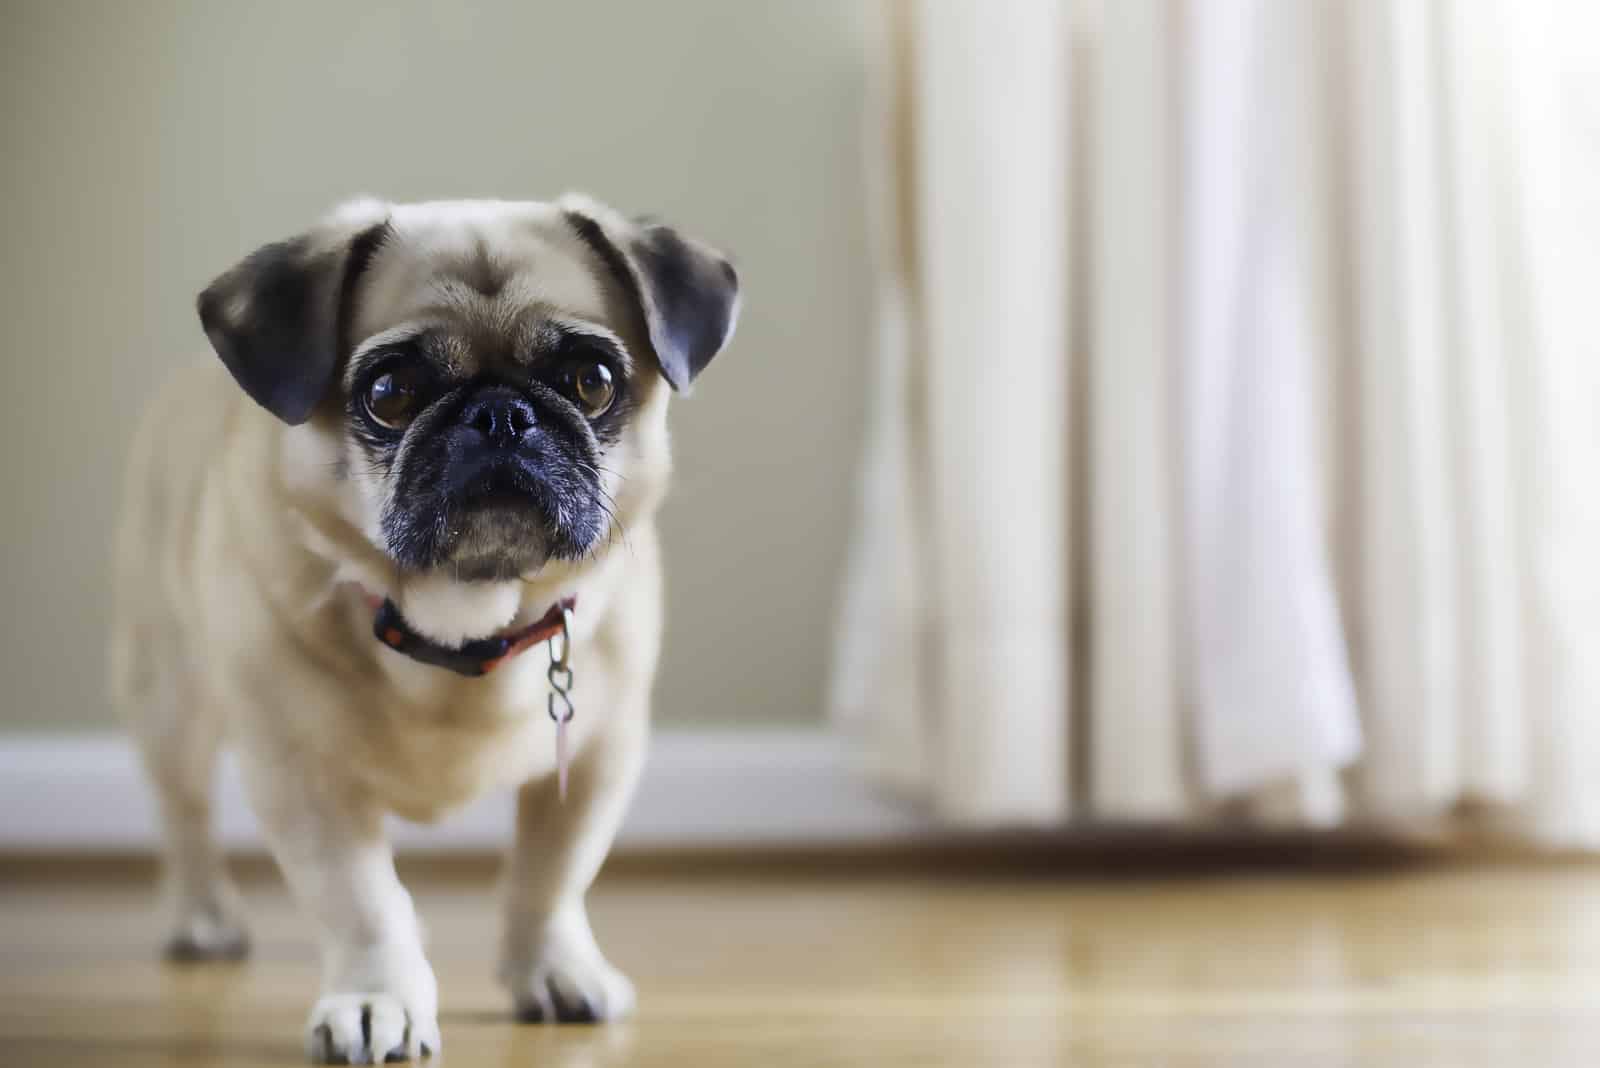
559 194 741 391
197 200 392 425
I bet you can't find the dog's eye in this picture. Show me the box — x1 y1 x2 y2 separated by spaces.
364 367 426 430
560 361 616 418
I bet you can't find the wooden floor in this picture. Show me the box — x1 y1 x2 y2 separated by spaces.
5 860 1600 1066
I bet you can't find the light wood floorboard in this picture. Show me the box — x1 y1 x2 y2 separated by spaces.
3 864 1600 1066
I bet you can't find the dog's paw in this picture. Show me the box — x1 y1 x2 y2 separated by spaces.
164 904 251 963
505 953 637 1024
305 993 440 1064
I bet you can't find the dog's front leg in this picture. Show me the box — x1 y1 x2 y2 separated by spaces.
499 715 646 1024
243 758 440 1062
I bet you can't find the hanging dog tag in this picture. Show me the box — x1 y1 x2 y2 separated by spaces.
555 714 570 802
547 606 576 802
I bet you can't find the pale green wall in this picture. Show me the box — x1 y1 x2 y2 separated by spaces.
0 0 871 730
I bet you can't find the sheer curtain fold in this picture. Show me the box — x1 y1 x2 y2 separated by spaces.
1089 0 1185 820
831 0 1600 842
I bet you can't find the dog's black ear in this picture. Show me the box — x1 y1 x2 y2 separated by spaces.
559 194 741 392
197 204 392 425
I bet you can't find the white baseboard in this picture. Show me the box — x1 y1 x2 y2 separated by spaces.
0 729 930 852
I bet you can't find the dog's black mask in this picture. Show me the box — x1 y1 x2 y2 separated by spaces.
369 376 610 581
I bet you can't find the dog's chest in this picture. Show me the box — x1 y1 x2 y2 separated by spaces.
359 641 605 819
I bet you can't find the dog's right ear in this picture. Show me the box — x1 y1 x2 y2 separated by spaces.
558 193 740 393
197 200 392 425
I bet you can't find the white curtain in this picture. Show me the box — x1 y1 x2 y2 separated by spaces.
830 0 1600 842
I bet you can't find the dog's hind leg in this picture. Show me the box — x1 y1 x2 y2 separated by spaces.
111 388 248 962
117 627 250 962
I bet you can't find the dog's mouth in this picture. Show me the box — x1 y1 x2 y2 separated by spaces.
383 451 606 578
459 465 541 512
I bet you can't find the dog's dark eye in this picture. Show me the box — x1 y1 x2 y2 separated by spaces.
364 367 427 430
559 361 616 418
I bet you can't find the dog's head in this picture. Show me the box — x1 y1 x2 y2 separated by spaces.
197 196 739 585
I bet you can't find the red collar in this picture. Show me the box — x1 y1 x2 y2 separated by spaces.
367 594 576 677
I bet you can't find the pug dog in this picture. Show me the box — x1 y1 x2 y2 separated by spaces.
109 195 739 1062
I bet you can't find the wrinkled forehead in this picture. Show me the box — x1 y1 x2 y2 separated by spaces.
351 200 612 347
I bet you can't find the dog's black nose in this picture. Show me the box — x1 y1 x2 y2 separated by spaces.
460 388 535 448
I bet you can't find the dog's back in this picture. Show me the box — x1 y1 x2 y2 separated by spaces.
110 363 239 718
